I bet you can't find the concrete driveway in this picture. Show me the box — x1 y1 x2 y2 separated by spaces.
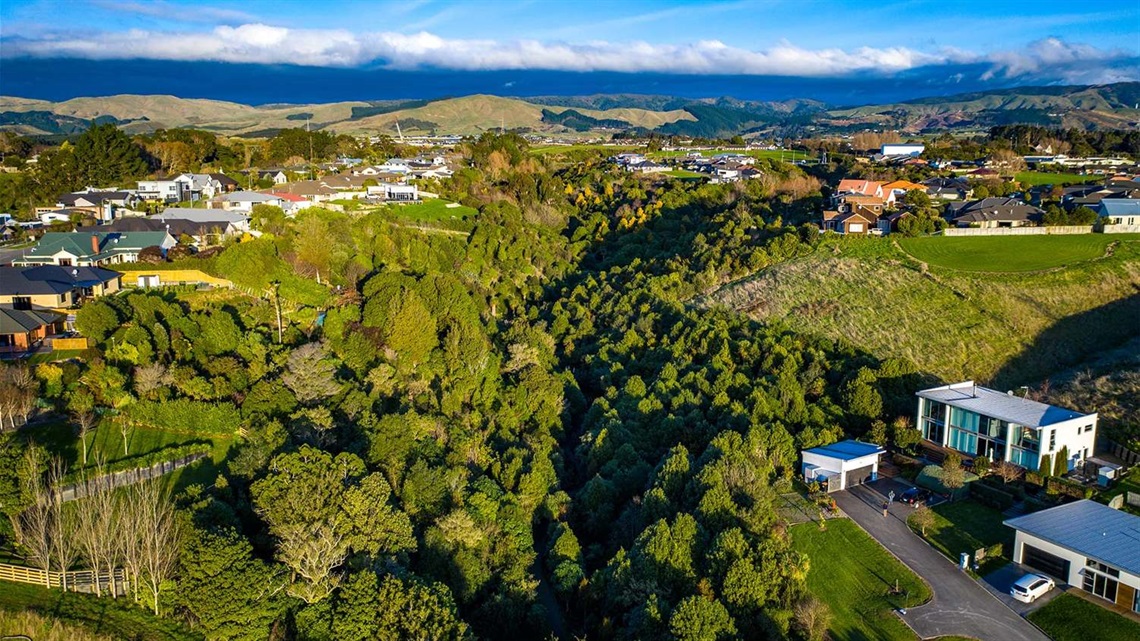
982 562 1062 616
833 480 1049 641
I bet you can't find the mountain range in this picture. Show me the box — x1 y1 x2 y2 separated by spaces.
2 82 1137 139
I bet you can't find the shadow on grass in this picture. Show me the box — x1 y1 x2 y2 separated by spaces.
992 290 1140 389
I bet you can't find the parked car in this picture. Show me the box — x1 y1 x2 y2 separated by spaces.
1010 573 1055 603
899 487 931 506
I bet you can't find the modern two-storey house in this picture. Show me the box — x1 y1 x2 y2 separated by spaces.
915 381 1097 471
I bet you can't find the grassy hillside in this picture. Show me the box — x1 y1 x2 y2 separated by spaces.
701 235 1140 388
0 93 694 137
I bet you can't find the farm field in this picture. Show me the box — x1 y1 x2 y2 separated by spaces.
897 235 1132 272
704 235 1140 386
791 519 930 641
1015 171 1102 186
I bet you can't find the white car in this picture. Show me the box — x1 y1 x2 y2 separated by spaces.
1010 573 1055 603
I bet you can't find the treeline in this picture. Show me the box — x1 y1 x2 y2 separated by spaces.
988 125 1140 157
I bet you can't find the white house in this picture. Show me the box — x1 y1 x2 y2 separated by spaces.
916 382 1097 470
366 183 419 202
882 143 925 157
221 192 284 213
1096 199 1140 227
137 179 185 203
1005 500 1140 614
801 440 884 492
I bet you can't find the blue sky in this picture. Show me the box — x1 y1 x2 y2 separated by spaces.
0 0 1137 101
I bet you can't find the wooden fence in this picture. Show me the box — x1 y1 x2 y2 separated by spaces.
940 225 1093 237
0 561 127 594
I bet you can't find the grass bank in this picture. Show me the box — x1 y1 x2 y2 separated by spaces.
0 582 201 641
897 235 1124 273
906 500 1012 575
704 235 1140 386
791 518 930 641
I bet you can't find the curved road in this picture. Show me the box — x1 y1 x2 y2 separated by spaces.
833 481 1048 641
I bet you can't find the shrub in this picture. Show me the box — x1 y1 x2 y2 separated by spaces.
969 481 1015 510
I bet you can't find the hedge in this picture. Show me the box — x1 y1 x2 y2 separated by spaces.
1046 476 1095 500
125 399 240 437
969 481 1016 510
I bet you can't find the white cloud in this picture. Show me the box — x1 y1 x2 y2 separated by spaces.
0 25 1134 81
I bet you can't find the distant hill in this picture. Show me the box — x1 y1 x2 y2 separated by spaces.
1 82 1137 138
824 83 1140 132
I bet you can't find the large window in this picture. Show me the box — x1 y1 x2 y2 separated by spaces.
950 407 980 432
1083 559 1119 603
1012 426 1040 451
948 428 977 455
921 399 946 444
1009 447 1037 468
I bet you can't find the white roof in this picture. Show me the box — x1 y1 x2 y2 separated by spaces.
917 381 1092 428
159 208 248 224
224 192 280 203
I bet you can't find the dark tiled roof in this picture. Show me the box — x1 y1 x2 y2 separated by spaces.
0 306 63 334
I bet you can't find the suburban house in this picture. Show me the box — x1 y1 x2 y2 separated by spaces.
13 231 177 267
882 180 927 200
221 192 285 213
1005 500 1140 614
923 177 971 201
821 208 878 234
801 440 884 492
915 381 1097 470
78 209 248 247
264 191 317 214
0 306 65 353
366 182 420 202
1095 199 1140 226
208 173 240 193
881 143 925 157
0 265 122 310
51 190 140 222
946 197 1044 228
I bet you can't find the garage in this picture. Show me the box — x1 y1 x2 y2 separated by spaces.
801 440 884 493
1022 544 1071 581
845 464 875 489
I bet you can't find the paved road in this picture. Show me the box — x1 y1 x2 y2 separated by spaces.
982 561 1061 616
833 480 1049 641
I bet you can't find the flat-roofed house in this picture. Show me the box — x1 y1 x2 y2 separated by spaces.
1005 500 1140 614
916 381 1097 470
801 440 885 492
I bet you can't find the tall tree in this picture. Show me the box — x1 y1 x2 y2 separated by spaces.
72 123 148 187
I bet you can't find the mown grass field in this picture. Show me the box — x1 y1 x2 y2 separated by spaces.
382 199 478 222
1015 171 1101 186
651 148 811 162
906 500 1012 575
704 235 1140 386
530 144 640 155
1027 593 1140 641
791 519 930 641
0 583 200 641
897 235 1126 272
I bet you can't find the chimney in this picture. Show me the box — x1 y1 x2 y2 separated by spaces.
90 234 100 255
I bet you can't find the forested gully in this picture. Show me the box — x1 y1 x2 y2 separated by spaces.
0 133 918 640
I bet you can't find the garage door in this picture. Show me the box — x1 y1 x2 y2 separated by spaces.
1023 544 1070 581
845 464 874 489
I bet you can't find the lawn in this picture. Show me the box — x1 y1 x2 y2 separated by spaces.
791 519 930 641
651 148 811 162
906 499 1013 576
1027 593 1140 641
380 199 478 223
0 582 201 641
530 144 640 155
1015 171 1101 186
897 235 1129 272
26 349 86 365
1098 466 1140 516
664 169 707 179
20 419 231 492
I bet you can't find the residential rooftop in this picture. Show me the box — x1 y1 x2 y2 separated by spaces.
1004 500 1140 577
917 381 1092 428
803 440 884 461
